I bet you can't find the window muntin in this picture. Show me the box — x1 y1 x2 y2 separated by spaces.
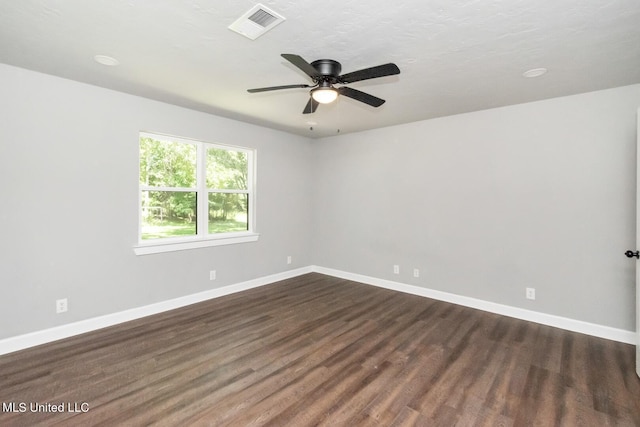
138 132 255 246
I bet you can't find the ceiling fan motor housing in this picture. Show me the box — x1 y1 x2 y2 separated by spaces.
311 59 341 83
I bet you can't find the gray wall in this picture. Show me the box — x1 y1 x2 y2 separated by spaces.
311 85 640 331
1 62 639 340
0 64 313 339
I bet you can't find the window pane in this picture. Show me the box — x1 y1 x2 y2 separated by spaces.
141 191 197 239
140 137 197 188
208 193 248 233
206 147 248 190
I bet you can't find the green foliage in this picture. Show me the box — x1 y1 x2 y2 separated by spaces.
140 137 196 188
141 219 197 240
206 147 248 189
207 147 248 221
209 193 247 221
140 218 247 240
140 136 250 238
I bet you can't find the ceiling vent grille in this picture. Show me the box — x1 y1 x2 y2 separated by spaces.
229 4 285 40
248 9 278 27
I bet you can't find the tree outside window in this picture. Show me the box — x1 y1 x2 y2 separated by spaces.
139 133 254 242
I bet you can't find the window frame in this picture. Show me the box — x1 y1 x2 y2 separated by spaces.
134 132 258 255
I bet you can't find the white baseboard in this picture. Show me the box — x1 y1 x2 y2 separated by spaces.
0 266 313 356
311 266 637 345
1 264 634 356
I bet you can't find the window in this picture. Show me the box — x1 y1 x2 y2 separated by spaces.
135 132 257 255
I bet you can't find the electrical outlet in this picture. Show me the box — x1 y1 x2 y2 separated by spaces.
526 288 536 300
56 298 68 314
210 270 216 280
393 265 400 274
287 256 292 265
413 268 420 278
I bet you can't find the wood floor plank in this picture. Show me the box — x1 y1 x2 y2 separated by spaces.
1 273 638 426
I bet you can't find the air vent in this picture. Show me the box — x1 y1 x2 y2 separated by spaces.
229 4 285 40
248 9 278 27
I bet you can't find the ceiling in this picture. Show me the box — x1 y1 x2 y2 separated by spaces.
1 1 639 138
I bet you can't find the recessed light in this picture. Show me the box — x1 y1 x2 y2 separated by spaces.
94 55 120 66
522 68 547 78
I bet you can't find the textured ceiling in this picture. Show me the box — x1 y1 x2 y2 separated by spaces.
1 1 639 138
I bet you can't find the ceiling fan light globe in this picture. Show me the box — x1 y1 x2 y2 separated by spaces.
311 88 338 104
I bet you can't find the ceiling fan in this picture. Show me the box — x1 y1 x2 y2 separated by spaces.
247 53 400 114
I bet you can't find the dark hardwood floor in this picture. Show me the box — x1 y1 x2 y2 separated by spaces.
1 273 639 426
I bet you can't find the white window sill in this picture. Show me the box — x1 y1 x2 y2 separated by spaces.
133 233 259 255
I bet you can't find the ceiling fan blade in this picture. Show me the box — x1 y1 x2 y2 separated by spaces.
303 97 319 114
247 84 312 93
337 86 386 107
338 63 400 84
282 54 321 80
